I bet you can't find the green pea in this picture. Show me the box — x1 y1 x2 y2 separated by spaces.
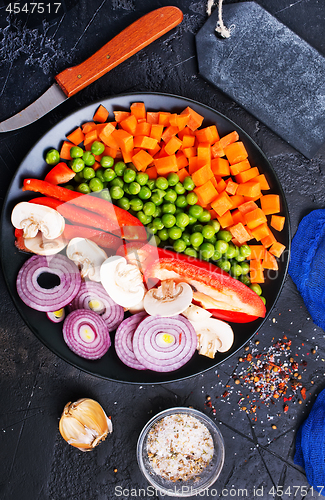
63 185 74 190
158 228 169 241
183 176 195 191
173 239 187 253
152 218 164 231
77 183 91 194
168 226 182 240
114 161 127 177
110 177 124 189
164 189 177 203
213 250 222 261
155 177 169 190
240 262 250 275
174 182 186 195
176 213 190 228
150 194 163 206
91 141 105 156
184 247 198 258
217 230 232 242
226 244 237 259
147 223 157 235
137 211 150 225
200 242 215 260
110 186 124 200
209 235 217 245
161 214 176 228
181 232 191 246
89 178 104 192
190 232 204 247
211 220 221 233
240 244 251 258
189 205 204 219
45 148 60 165
103 168 116 182
138 186 152 200
143 202 156 216
260 296 266 305
236 254 246 262
70 158 85 173
100 189 112 201
186 192 198 205
95 168 105 182
198 209 211 223
167 173 179 186
187 215 197 225
152 206 162 218
175 195 188 209
240 275 251 286
162 203 176 215
250 284 262 296
136 172 149 186
215 240 229 254
192 224 203 233
117 197 130 211
147 179 155 190
151 235 161 246
100 155 114 168
129 198 143 212
83 151 96 166
231 263 243 277
123 168 136 183
70 146 84 159
83 167 96 180
123 184 131 195
152 188 166 200
73 172 84 183
202 225 215 240
217 259 231 272
129 182 141 195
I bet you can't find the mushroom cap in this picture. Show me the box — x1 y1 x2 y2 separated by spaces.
144 280 193 317
24 232 67 255
190 317 234 357
66 238 107 282
11 202 65 239
182 304 212 321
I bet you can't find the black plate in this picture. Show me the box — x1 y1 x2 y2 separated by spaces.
0 93 290 384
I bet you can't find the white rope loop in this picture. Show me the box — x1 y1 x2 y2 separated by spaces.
206 0 234 39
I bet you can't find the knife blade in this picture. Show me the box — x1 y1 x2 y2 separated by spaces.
0 6 183 133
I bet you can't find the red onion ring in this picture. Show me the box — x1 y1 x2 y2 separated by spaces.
132 315 197 372
46 308 66 323
68 281 124 331
63 309 111 359
16 254 81 312
115 312 147 370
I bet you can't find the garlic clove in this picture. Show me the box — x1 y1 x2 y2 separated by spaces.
59 398 112 452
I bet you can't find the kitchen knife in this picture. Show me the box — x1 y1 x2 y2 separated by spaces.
0 6 183 133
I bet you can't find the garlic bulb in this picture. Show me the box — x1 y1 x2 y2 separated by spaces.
59 398 112 451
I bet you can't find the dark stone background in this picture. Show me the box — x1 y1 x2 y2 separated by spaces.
0 1 324 499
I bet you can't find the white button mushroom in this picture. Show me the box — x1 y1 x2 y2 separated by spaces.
11 202 65 239
23 232 67 255
144 279 193 317
66 238 107 282
181 304 212 321
100 255 145 308
189 318 234 358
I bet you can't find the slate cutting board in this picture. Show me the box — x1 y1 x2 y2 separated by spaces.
195 1 325 158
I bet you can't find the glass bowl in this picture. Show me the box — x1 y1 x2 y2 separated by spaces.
136 407 225 497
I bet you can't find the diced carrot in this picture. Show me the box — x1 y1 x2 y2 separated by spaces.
132 150 154 171
209 175 219 190
66 127 84 146
211 157 230 177
261 229 277 248
216 178 226 193
177 167 190 183
229 223 252 244
232 209 246 225
256 174 270 190
188 157 199 175
135 121 151 137
211 141 225 158
197 142 211 168
150 124 164 142
164 136 182 155
183 147 197 159
175 114 190 131
224 141 248 165
121 147 134 164
180 106 204 131
236 180 261 198
133 136 158 149
195 125 219 144
193 180 218 206
161 125 178 143
146 166 158 179
93 104 109 123
102 132 119 150
111 129 134 152
248 245 265 260
130 102 146 120
263 250 279 270
261 194 281 215
230 159 251 176
250 260 265 283
104 146 119 158
208 208 218 220
245 208 267 230
175 151 189 170
250 223 270 241
192 164 214 186
113 111 130 122
178 126 195 140
96 123 107 135
82 121 97 134
98 122 116 145
211 190 233 216
119 114 138 135
216 210 234 228
148 143 161 157
158 112 171 126
154 155 178 175
146 112 159 124
60 141 74 160
225 179 238 195
181 135 196 149
84 129 98 146
219 131 239 149
235 166 259 184
269 242 286 258
271 215 285 231
230 194 245 210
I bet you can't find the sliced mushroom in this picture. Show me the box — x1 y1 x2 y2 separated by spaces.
11 202 65 239
24 232 67 255
100 256 145 308
190 318 234 358
144 279 193 317
66 238 107 282
127 298 145 314
181 304 212 322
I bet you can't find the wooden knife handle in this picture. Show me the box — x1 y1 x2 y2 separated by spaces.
55 6 183 97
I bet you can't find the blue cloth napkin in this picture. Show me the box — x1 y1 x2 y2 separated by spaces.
294 387 325 495
288 209 325 330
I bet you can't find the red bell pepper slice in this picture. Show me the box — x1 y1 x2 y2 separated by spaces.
206 309 259 323
44 162 76 185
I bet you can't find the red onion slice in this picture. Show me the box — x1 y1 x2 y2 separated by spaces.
16 254 81 312
115 312 147 370
68 281 124 331
46 308 66 323
132 315 197 372
63 309 111 359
